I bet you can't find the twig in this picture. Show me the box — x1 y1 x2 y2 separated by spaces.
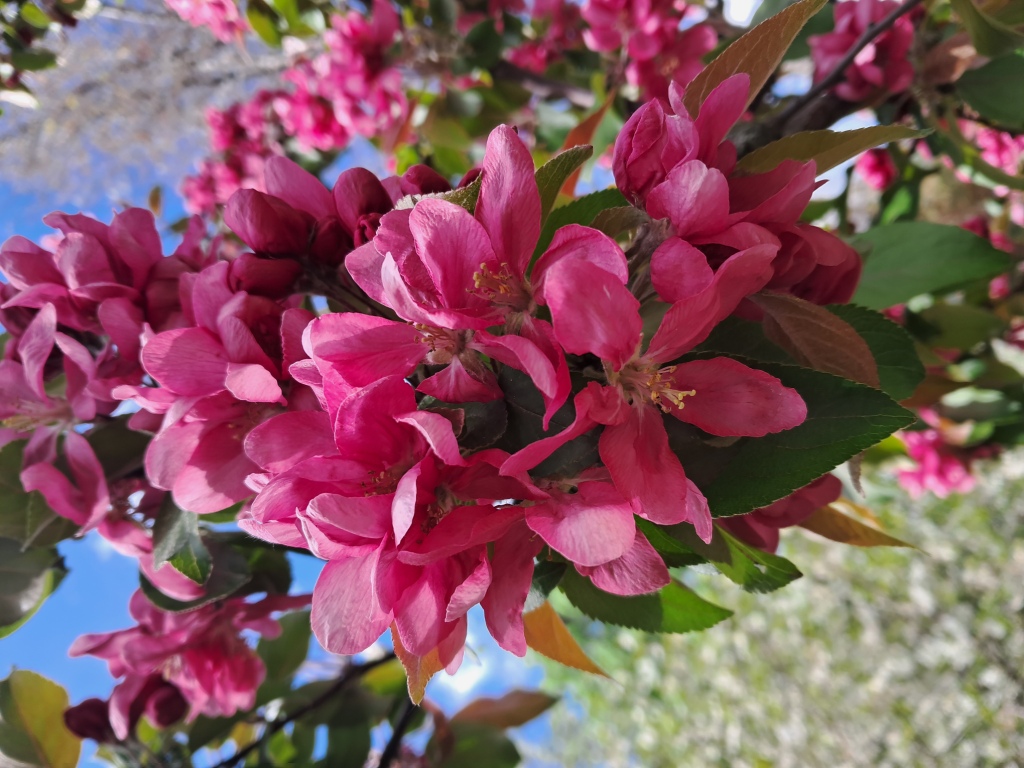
209 653 397 768
773 0 926 128
375 697 419 768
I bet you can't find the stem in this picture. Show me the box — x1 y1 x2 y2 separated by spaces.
773 0 925 128
209 653 397 768
376 698 419 768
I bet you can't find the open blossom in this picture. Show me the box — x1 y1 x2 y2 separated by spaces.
506 0 585 73
241 374 541 665
720 474 843 552
117 260 316 513
335 126 633 423
614 74 862 306
70 590 309 719
809 0 914 102
503 239 807 541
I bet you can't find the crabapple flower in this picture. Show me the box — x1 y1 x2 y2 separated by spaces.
70 590 309 720
337 125 627 423
504 249 807 540
896 411 998 499
809 0 914 102
855 148 899 190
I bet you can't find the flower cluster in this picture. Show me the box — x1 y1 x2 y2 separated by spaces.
809 0 915 103
182 0 407 213
581 0 716 101
70 590 309 723
226 122 810 671
613 74 862 307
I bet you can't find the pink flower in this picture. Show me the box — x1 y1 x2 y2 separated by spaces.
503 247 807 541
164 0 247 42
613 75 863 307
720 473 843 552
335 125 628 423
855 148 899 190
809 0 914 102
70 590 310 719
896 410 998 499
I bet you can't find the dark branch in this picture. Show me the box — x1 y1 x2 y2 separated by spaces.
772 0 925 130
210 653 397 768
375 697 419 768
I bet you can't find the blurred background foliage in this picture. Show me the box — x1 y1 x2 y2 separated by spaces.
535 456 1024 767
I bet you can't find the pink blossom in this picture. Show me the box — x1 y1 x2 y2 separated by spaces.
506 0 585 73
70 590 309 719
503 246 807 541
336 126 632 423
164 0 247 42
897 410 998 499
855 148 899 190
720 473 843 552
809 0 914 102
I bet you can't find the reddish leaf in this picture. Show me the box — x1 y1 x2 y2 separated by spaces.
559 92 615 198
451 690 558 728
800 504 915 548
682 0 827 118
751 293 881 389
391 624 444 704
522 601 607 676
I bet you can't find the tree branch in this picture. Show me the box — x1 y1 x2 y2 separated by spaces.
209 653 397 768
772 0 925 129
376 697 419 768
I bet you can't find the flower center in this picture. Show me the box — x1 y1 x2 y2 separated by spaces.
609 360 696 412
469 262 532 313
413 324 466 365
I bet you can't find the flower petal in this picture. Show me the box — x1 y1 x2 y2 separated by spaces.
526 481 636 567
312 554 392 654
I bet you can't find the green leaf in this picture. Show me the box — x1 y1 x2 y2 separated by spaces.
440 723 520 768
852 222 1013 310
465 20 504 69
419 397 507 451
85 417 151 481
247 1 282 46
139 542 250 611
186 714 242 751
0 540 66 639
735 126 926 175
317 724 370 768
0 442 75 548
559 569 732 633
19 5 51 29
657 522 802 593
534 145 594 222
910 302 1005 351
496 368 599 479
951 0 1024 57
827 304 925 401
700 363 915 517
9 49 57 72
258 610 312 681
0 670 80 768
151 497 211 585
533 188 627 259
438 177 481 213
956 53 1024 131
